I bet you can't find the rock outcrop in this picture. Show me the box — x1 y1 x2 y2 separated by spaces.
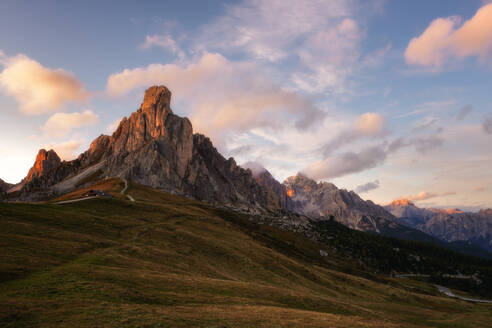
25 149 61 184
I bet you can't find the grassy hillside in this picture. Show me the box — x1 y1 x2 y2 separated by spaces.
1 180 491 327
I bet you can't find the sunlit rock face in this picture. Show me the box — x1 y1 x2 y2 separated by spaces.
93 85 194 189
16 86 283 211
283 173 396 232
25 149 61 183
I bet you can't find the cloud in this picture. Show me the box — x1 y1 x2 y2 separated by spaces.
483 115 492 134
303 145 388 180
106 52 324 144
414 116 437 130
303 133 444 181
241 161 267 177
411 135 444 154
42 110 99 137
456 105 473 120
199 0 354 62
355 180 380 194
321 112 386 155
0 53 89 114
140 34 184 58
42 139 84 160
398 191 456 202
195 0 383 94
405 3 492 68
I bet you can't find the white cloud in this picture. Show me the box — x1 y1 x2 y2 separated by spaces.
106 52 324 145
321 112 386 155
199 0 354 62
0 53 89 114
140 34 184 58
195 0 382 94
42 110 99 137
405 3 492 68
241 161 267 176
42 139 84 160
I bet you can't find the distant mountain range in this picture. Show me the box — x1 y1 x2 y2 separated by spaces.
385 200 492 253
3 85 491 258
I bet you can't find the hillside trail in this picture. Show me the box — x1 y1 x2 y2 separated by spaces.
121 178 135 202
434 285 492 303
54 178 135 204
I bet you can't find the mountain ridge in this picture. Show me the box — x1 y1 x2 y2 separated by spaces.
5 85 488 257
385 200 492 253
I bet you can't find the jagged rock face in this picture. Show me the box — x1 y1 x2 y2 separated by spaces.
283 173 396 232
25 149 61 184
242 162 293 210
387 202 492 252
93 86 193 188
185 134 270 209
20 85 279 210
0 178 12 193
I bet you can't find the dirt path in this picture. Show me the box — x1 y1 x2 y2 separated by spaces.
434 285 492 303
121 178 135 202
54 197 99 204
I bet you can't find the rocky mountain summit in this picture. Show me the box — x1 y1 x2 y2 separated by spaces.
283 173 397 233
385 199 434 226
386 200 492 252
7 85 459 246
25 149 61 183
14 86 280 211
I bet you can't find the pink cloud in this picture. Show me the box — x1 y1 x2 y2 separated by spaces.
0 53 89 114
405 3 492 68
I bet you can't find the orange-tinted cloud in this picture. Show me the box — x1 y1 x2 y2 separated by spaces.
397 191 456 202
405 3 492 68
0 53 89 114
42 110 99 137
42 139 84 160
320 112 386 156
106 52 323 145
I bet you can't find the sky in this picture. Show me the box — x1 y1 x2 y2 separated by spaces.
0 0 491 210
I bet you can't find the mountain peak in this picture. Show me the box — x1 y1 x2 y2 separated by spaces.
389 199 415 207
141 85 172 115
25 149 61 183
